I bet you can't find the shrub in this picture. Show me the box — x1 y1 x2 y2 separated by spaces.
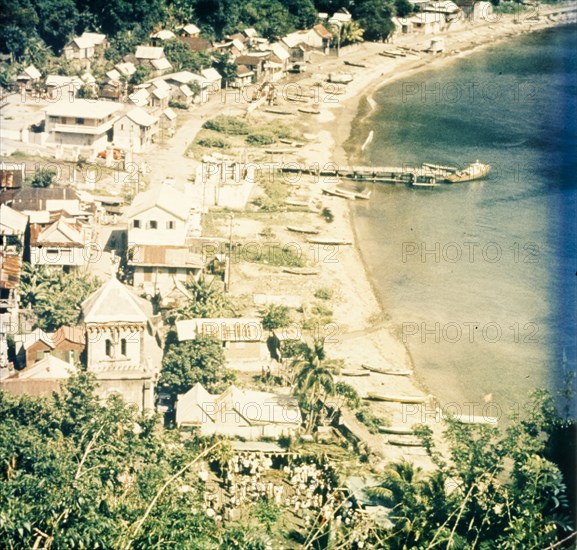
169 99 189 110
314 287 333 300
321 207 334 223
196 136 230 149
202 115 249 135
246 132 276 146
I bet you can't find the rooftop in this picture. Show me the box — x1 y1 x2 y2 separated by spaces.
44 99 121 119
125 184 191 221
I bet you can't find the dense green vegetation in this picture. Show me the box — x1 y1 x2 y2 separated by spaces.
0 0 420 67
19 264 101 332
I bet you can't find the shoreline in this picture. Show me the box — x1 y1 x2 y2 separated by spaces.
280 6 576 462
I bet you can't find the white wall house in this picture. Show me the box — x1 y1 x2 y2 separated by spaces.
113 108 159 153
44 99 121 154
125 184 194 246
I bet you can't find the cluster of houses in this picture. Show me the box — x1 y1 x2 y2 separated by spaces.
0 162 299 437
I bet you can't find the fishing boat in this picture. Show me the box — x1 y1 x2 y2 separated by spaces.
362 364 411 376
279 139 305 147
286 95 309 103
387 436 422 447
307 237 353 246
366 393 427 404
444 413 499 425
382 49 406 57
341 369 371 377
379 52 397 59
284 198 310 207
265 148 295 154
422 162 458 173
354 190 372 200
378 425 415 435
328 73 353 84
264 108 294 115
344 60 368 68
286 226 320 235
321 187 357 200
282 267 320 275
298 107 321 115
444 161 491 183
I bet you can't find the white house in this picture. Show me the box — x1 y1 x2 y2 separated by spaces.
81 277 159 411
63 32 107 60
125 184 196 246
43 99 121 154
179 23 201 37
200 68 222 92
113 108 159 153
176 383 302 438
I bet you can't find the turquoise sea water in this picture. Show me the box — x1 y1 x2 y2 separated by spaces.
352 25 577 418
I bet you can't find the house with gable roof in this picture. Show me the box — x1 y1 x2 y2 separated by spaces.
175 382 302 438
125 184 199 246
81 277 160 411
113 108 159 153
63 32 107 61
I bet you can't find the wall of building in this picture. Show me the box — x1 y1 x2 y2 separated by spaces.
128 206 187 245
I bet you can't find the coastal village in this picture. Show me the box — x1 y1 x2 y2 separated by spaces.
1 0 576 547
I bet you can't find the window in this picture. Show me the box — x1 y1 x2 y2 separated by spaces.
46 249 59 255
168 267 177 274
120 338 127 356
149 220 158 229
105 339 113 358
133 220 141 228
166 221 175 229
76 118 85 125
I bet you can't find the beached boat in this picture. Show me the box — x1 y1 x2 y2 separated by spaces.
344 60 368 68
279 139 305 147
265 148 295 154
321 187 357 200
328 73 353 84
284 199 310 207
264 108 294 115
354 190 372 199
387 436 422 447
307 237 353 246
286 95 309 103
382 49 407 57
341 370 371 377
298 107 321 115
361 364 412 376
379 52 397 59
444 161 491 183
286 226 320 235
378 425 415 435
323 86 346 95
444 413 499 425
282 267 320 275
366 393 427 404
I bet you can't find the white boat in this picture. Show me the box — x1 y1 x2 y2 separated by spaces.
361 364 412 376
321 187 356 200
286 226 320 235
307 237 353 246
341 370 371 377
366 392 427 404
328 73 353 84
387 436 422 447
444 161 491 183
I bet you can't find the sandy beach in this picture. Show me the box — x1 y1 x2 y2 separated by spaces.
143 2 576 467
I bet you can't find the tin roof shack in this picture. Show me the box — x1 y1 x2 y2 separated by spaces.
176 318 265 364
15 325 85 370
0 163 25 191
126 244 204 299
176 382 302 438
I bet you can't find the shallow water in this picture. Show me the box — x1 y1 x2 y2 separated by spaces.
351 25 577 418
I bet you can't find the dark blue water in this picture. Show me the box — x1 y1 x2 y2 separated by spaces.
353 25 577 418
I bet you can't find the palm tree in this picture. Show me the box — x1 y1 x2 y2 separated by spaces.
337 21 365 47
292 339 336 432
